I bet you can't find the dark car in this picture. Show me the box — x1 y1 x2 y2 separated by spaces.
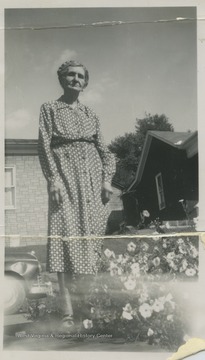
4 251 48 315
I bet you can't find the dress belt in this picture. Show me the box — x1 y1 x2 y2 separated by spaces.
51 138 96 149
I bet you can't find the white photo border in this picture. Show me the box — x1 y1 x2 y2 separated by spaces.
1 1 205 360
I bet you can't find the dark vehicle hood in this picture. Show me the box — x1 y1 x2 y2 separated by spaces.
5 251 40 280
5 252 38 262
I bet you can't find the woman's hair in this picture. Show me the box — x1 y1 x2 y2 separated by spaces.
57 60 89 88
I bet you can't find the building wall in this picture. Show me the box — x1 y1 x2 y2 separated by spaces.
135 142 185 221
5 155 123 241
5 155 48 237
135 139 198 222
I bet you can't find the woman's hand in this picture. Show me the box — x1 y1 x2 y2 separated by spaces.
50 181 63 206
101 181 113 205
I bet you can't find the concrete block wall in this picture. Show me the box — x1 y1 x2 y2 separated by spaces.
109 187 123 211
4 235 48 247
5 155 123 245
5 155 48 237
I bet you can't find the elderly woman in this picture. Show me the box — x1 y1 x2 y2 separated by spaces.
38 60 115 329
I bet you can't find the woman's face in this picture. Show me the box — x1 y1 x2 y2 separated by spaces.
61 66 86 92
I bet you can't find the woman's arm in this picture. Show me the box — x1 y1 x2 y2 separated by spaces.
38 103 63 205
95 116 116 183
95 115 116 204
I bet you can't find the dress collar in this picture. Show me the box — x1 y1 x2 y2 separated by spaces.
56 96 85 111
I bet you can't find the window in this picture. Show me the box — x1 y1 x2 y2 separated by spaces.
155 173 166 210
5 167 16 209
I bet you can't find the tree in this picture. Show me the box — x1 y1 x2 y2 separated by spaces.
109 132 140 169
109 113 174 187
135 113 174 150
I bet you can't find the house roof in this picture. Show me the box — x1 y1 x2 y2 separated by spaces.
147 131 196 147
5 139 38 155
127 130 198 192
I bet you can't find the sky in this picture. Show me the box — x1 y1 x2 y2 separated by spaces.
5 7 197 144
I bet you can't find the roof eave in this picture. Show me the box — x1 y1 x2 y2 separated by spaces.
5 139 38 155
126 132 153 192
180 131 198 158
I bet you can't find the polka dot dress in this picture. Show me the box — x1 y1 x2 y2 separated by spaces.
38 96 115 274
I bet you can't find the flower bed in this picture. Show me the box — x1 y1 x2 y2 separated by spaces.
101 236 198 281
81 236 197 350
22 236 197 351
86 275 187 351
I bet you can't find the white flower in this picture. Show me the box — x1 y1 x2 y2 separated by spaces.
139 291 149 304
167 314 174 321
143 264 149 272
142 210 150 217
166 252 175 260
183 334 191 342
83 319 93 329
90 307 95 314
152 299 164 312
110 266 122 276
166 293 173 302
141 242 149 252
124 278 136 291
165 222 171 229
120 254 130 264
179 245 187 254
122 311 133 320
127 242 136 253
139 303 153 318
123 303 132 312
104 248 115 258
189 245 198 258
143 255 148 262
117 254 124 263
158 296 165 303
185 268 197 277
147 328 154 336
165 293 176 310
179 259 188 272
130 262 140 276
168 260 178 271
104 317 110 323
152 257 160 267
38 303 46 310
109 261 117 269
177 238 184 245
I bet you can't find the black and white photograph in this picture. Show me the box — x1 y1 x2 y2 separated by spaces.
2 2 205 359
